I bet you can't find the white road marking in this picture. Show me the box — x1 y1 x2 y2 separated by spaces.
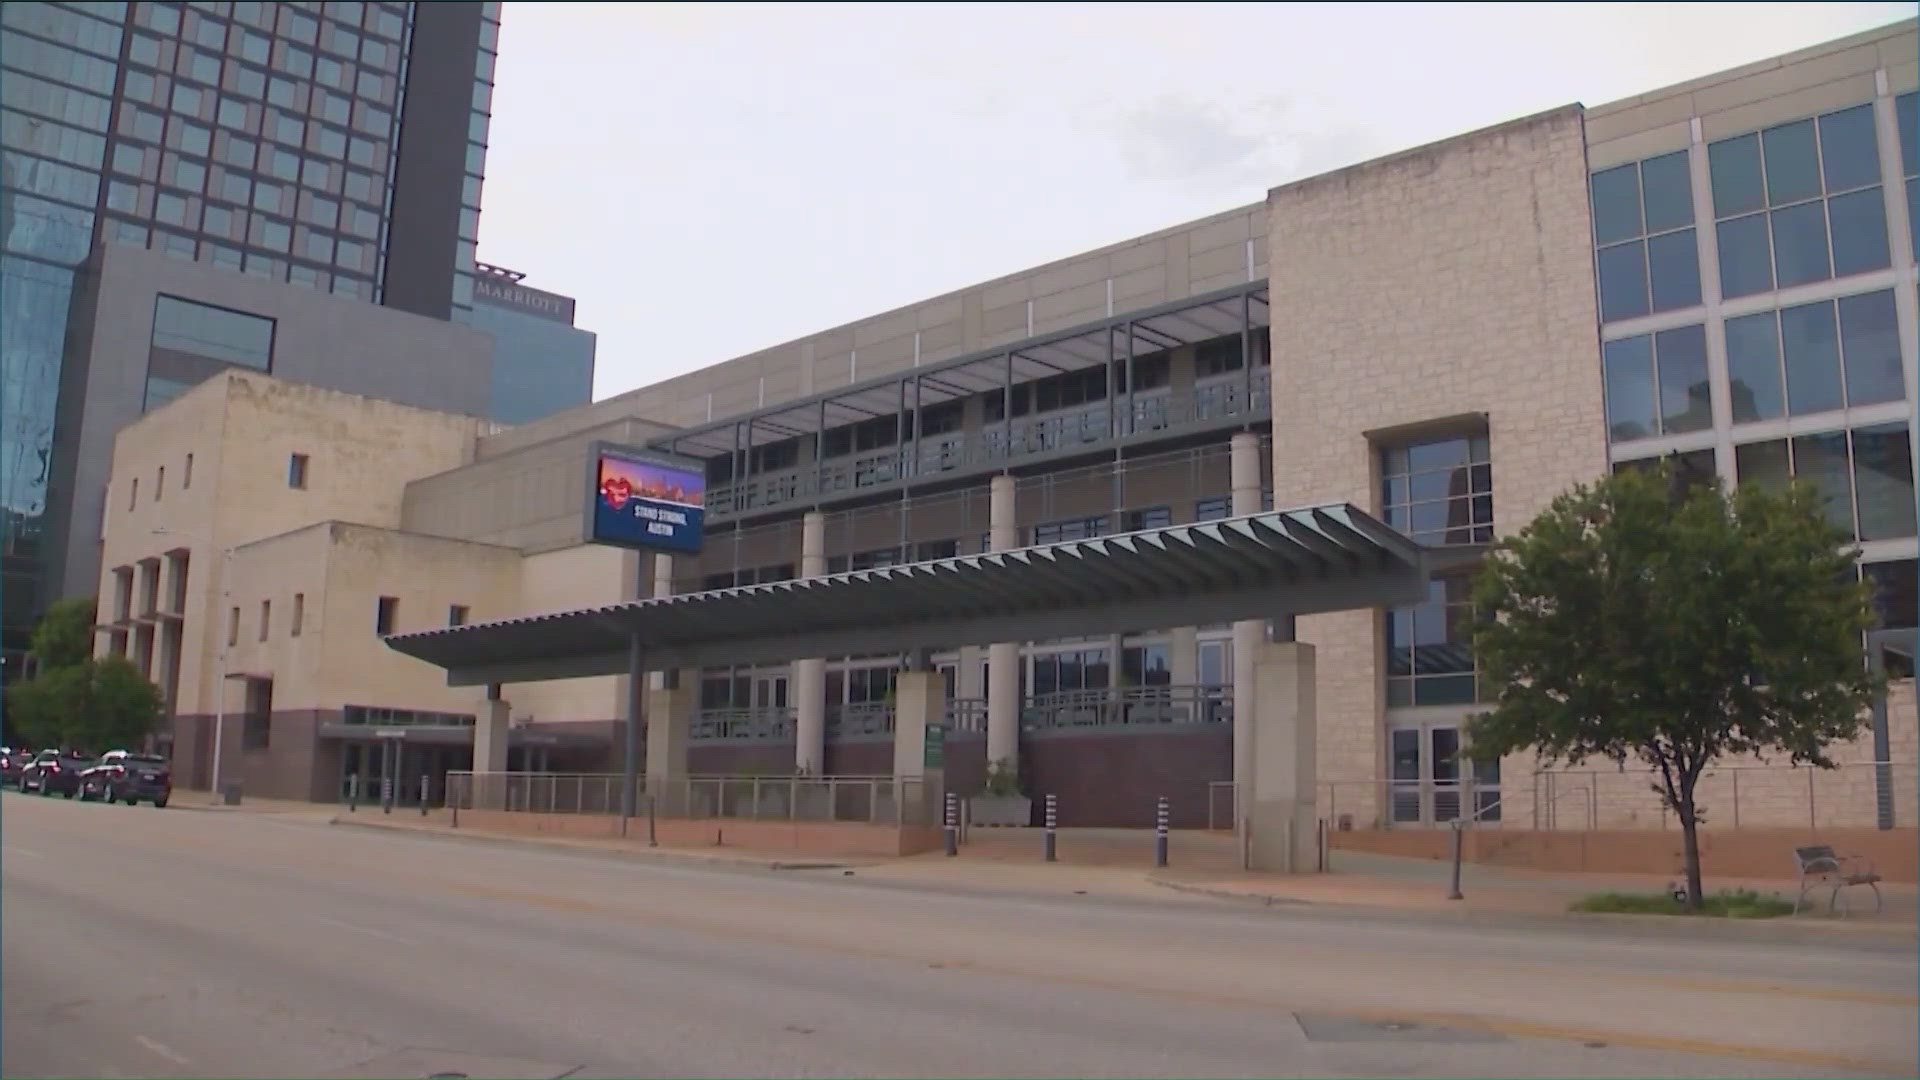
134 1035 191 1065
314 916 416 946
2 845 43 858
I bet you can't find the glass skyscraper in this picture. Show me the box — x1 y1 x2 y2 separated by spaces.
1 0 499 678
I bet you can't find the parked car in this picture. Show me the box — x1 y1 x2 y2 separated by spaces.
0 747 28 788
20 750 94 797
79 751 172 807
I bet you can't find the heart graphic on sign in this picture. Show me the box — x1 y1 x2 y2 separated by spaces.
602 475 632 510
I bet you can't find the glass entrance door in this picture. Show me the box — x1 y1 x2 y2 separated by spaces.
1389 724 1499 826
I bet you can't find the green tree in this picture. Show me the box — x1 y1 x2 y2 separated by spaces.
1466 462 1880 910
27 596 95 671
66 657 167 752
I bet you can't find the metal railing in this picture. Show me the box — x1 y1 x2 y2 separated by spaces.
1316 761 1916 831
825 702 894 741
443 771 937 827
707 372 1271 518
1023 685 1231 731
1206 780 1238 832
691 708 793 742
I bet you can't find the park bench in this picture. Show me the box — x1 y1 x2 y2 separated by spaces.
1792 844 1883 916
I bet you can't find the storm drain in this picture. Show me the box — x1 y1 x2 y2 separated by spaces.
1293 1013 1506 1044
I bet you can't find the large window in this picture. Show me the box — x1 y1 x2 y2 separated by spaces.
1029 647 1110 696
1709 103 1890 299
1864 559 1917 632
145 294 275 411
1032 514 1110 545
1380 433 1492 546
1385 575 1479 708
1592 150 1700 321
1602 324 1710 441
1725 290 1903 423
1734 422 1916 541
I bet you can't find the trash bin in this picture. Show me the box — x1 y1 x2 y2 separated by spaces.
220 780 242 806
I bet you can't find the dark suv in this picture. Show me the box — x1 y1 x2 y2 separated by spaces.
80 751 172 807
20 750 94 797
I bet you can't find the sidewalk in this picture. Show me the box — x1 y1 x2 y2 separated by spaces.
324 813 1917 940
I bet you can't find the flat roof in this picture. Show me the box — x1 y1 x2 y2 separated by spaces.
384 505 1432 685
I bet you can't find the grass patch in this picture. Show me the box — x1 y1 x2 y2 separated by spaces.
1570 888 1796 919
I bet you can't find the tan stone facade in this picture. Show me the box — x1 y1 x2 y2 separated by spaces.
88 21 1917 818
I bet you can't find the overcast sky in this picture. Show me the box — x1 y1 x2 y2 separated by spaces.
474 2 1914 400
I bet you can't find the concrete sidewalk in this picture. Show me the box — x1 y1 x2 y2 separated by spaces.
324 812 1917 941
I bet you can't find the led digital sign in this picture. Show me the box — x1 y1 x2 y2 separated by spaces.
584 443 707 555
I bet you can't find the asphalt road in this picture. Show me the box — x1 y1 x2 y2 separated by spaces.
2 791 1915 1080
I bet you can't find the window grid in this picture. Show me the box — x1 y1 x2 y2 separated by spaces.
1592 150 1701 321
1708 103 1891 300
1732 421 1916 544
1385 575 1482 709
1380 434 1493 546
1602 323 1711 442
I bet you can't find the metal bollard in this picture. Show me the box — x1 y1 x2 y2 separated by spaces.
419 774 430 816
381 775 394 814
347 773 359 812
1043 793 1058 862
1447 820 1465 900
943 792 959 857
1154 796 1169 868
647 793 658 848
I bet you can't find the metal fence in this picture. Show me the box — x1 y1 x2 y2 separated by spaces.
1023 685 1231 731
444 771 938 827
1314 761 1916 832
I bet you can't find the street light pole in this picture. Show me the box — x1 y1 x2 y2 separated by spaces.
153 528 230 800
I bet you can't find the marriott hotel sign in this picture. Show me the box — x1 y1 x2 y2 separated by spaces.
473 276 577 324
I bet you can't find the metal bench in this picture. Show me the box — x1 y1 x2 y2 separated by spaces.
1793 844 1883 916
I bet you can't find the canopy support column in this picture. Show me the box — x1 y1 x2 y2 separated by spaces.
794 510 828 773
986 474 1021 772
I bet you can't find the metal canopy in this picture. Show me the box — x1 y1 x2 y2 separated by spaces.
385 504 1430 687
663 282 1270 456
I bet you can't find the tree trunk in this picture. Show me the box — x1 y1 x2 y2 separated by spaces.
1677 794 1705 912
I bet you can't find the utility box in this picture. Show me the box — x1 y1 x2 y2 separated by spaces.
220 780 242 806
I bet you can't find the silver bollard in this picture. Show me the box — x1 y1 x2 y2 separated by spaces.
647 793 658 848
381 775 394 814
1154 796 1169 868
1447 820 1465 900
347 773 359 812
944 792 959 857
1043 793 1058 862
419 773 430 816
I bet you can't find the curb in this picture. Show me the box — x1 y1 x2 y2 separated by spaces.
1146 875 1916 947
326 815 864 873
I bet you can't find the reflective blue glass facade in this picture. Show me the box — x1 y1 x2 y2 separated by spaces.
462 271 594 425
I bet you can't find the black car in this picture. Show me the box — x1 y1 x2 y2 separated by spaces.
20 751 94 797
79 751 172 807
0 747 27 788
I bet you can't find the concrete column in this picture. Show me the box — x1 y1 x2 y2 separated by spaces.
645 683 693 813
1169 626 1198 687
1247 641 1317 873
649 553 673 691
1229 430 1263 820
474 696 510 810
794 510 827 773
986 474 1021 769
891 670 943 783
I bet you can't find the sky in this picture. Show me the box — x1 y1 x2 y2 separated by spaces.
473 2 1916 401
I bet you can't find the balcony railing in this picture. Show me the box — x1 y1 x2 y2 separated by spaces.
824 698 990 741
691 708 793 742
1022 685 1232 731
708 371 1270 518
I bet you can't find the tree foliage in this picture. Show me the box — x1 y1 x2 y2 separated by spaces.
1466 462 1881 908
29 596 95 670
6 600 165 754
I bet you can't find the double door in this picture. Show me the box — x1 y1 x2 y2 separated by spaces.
1388 723 1500 826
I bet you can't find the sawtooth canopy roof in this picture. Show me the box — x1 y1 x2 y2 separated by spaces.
385 504 1431 686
